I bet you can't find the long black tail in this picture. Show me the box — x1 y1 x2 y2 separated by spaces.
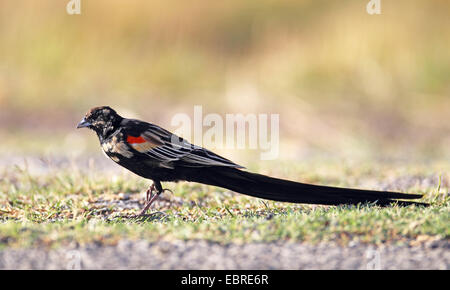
188 167 427 206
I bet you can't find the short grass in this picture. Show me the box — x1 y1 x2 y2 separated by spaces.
0 160 448 249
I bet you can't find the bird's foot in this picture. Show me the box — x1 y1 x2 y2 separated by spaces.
138 187 173 216
139 184 157 216
145 183 155 203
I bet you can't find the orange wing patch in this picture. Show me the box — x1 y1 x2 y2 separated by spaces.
127 135 160 152
127 136 146 144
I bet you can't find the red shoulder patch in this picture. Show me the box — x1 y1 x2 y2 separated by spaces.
127 135 146 144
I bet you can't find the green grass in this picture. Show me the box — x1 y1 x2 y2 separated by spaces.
0 160 448 249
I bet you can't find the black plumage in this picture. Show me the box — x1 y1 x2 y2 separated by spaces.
77 106 427 215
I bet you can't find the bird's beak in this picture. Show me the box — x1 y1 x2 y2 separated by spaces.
77 118 92 129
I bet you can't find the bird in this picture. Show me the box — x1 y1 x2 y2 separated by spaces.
77 106 427 215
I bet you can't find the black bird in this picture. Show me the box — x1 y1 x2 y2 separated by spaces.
77 106 426 215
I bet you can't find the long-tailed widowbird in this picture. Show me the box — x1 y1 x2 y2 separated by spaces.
77 106 427 215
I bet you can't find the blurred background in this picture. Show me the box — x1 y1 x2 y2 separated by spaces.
0 0 449 166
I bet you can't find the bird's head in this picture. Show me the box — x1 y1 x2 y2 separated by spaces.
77 106 122 138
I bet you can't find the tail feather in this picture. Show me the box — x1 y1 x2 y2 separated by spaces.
187 167 427 207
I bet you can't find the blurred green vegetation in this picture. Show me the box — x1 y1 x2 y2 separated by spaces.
0 0 449 160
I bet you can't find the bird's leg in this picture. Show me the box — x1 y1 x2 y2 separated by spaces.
138 189 174 216
139 191 160 216
145 183 155 203
139 180 163 216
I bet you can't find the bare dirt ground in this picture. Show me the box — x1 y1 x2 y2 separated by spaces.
1 239 448 270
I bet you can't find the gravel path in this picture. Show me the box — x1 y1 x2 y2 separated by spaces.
1 240 448 270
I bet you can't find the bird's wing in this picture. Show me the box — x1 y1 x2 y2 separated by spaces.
123 121 244 169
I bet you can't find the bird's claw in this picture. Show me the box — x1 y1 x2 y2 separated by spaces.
139 185 175 216
145 184 156 203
